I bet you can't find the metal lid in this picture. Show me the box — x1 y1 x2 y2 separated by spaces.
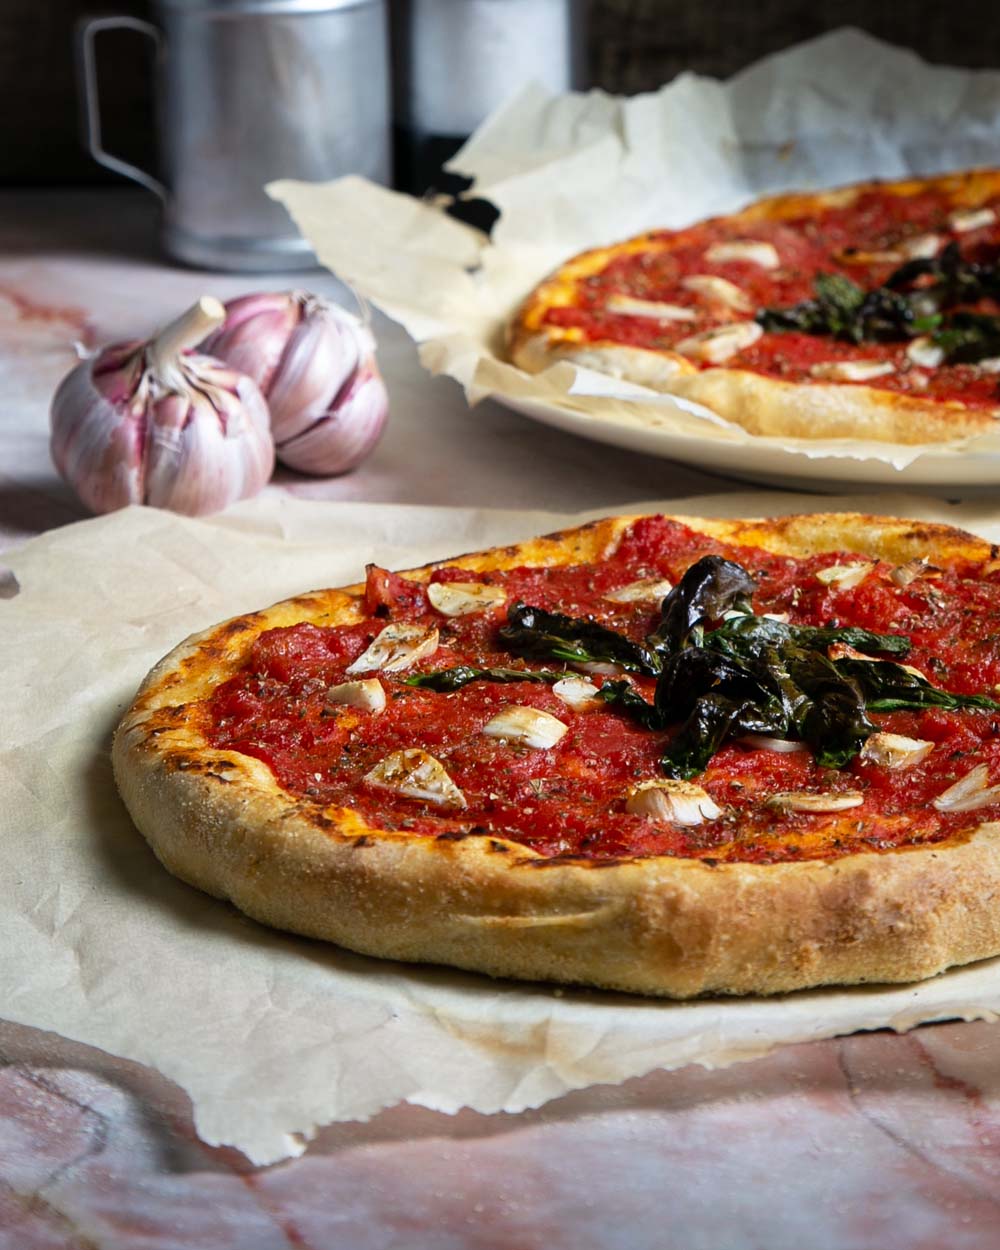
157 0 381 14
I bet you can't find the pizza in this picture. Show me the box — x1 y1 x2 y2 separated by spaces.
112 512 1000 998
508 169 1000 444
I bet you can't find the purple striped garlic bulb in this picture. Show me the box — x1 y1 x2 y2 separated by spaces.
50 297 275 516
201 291 389 476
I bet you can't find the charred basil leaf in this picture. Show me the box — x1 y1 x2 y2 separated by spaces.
756 273 919 344
405 665 567 692
499 602 661 675
597 679 664 730
757 243 1000 363
930 312 1000 366
429 555 1000 781
784 650 876 769
709 612 910 658
885 242 1000 307
660 694 752 780
757 273 866 339
836 658 1000 713
649 556 756 654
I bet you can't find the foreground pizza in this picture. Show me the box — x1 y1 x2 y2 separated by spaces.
113 513 1000 997
509 169 1000 443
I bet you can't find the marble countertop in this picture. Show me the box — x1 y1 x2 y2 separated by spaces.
4 189 1000 1249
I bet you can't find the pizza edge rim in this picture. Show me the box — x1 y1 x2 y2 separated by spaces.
111 511 1000 998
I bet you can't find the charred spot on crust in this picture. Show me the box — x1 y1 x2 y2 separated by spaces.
489 840 510 853
353 835 372 848
147 705 187 728
218 617 260 637
435 830 470 843
522 854 628 869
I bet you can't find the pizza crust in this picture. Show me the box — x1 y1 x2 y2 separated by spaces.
113 513 1000 998
508 169 1000 445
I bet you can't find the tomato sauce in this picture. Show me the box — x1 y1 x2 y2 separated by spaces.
541 187 1000 409
204 517 1000 864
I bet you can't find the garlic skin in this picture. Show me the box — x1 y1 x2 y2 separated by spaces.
202 291 389 476
50 297 274 517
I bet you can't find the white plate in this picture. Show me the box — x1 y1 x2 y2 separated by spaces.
500 394 1000 497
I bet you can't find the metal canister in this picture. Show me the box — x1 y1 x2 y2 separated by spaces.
390 0 586 194
78 0 391 271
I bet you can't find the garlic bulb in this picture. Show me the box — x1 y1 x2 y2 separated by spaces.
50 297 274 517
202 291 389 476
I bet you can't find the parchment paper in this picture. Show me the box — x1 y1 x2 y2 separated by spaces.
270 28 1000 472
5 492 1000 1166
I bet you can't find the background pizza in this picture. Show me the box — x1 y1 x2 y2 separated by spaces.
509 170 1000 444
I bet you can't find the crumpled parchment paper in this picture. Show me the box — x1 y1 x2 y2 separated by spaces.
270 28 1000 483
4 491 1000 1166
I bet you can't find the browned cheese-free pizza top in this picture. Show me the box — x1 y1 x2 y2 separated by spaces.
510 170 1000 443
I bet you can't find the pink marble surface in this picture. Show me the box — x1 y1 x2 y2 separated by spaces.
5 189 1000 1247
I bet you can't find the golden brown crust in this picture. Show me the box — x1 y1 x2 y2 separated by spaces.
113 512 1000 998
508 169 1000 445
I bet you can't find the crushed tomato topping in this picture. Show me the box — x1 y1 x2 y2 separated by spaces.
203 517 1000 864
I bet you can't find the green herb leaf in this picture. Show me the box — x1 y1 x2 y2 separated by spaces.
757 242 1000 363
475 557 1000 781
835 658 1000 713
649 555 756 655
499 602 661 675
930 312 1000 365
404 665 567 692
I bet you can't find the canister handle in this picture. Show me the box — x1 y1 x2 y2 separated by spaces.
76 16 166 199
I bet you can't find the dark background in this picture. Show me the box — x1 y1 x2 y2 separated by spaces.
7 0 998 188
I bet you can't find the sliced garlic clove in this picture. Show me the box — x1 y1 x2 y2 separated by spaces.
906 336 945 369
427 580 506 617
552 676 601 710
604 576 674 604
364 749 466 809
680 274 751 311
675 321 763 364
901 233 944 259
948 207 997 234
815 561 874 588
626 779 722 825
325 678 386 713
740 734 807 754
605 294 696 322
705 240 781 269
345 623 439 675
860 732 934 770
889 558 931 587
572 660 624 676
810 360 896 382
482 706 568 749
767 791 864 813
977 358 1000 374
837 235 941 266
932 764 1000 812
